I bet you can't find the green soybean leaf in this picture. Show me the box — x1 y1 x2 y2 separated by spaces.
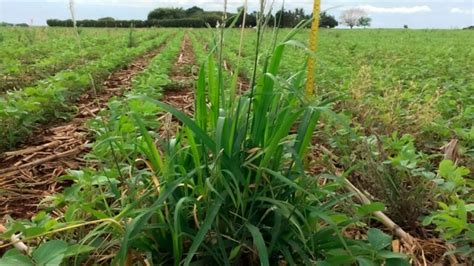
385 258 411 266
367 228 392 250
0 249 33 266
357 257 377 266
357 202 386 216
32 240 68 266
378 251 408 259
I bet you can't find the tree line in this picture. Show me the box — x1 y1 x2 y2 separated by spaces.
47 6 342 28
0 22 29 27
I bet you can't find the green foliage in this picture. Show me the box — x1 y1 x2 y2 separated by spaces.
358 17 372 28
197 27 473 263
127 24 135 48
1 23 473 265
0 238 94 266
148 7 186 20
186 6 204 16
436 160 471 196
0 22 29 27
0 29 171 151
422 160 473 258
334 132 436 229
0 26 410 265
276 8 311 28
0 28 159 91
319 12 338 28
150 18 206 28
47 19 149 28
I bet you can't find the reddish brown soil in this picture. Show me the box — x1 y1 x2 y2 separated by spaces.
0 46 166 220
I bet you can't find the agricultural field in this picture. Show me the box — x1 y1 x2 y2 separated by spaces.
0 25 472 265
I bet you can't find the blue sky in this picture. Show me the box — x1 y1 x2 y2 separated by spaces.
1 0 473 28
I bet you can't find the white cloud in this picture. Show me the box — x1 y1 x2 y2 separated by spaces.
356 5 432 14
450 8 474 15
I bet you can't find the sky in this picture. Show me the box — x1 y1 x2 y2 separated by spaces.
0 0 473 28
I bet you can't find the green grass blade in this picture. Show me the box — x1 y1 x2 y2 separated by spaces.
184 199 223 266
245 224 270 266
116 175 187 265
132 112 165 174
173 197 192 265
195 63 208 131
295 108 321 158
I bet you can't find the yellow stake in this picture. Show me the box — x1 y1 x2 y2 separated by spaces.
305 0 321 98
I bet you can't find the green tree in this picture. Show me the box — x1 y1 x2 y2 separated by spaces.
186 6 204 16
98 17 115 21
147 8 186 20
319 12 338 28
358 16 372 28
275 8 309 28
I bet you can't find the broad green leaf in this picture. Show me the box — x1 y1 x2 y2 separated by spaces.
378 251 408 259
32 240 68 266
0 249 33 266
357 257 377 266
245 224 270 266
357 202 386 216
367 228 392 250
385 258 411 266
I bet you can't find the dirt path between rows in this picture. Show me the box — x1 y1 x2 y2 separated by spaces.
0 43 168 220
159 34 197 139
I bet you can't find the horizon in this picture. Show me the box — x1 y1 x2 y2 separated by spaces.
1 0 473 29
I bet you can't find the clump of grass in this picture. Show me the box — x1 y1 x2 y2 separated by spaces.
0 3 409 266
127 24 136 48
354 134 435 231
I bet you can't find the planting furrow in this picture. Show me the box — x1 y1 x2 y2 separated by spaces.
0 42 169 219
163 35 197 114
157 34 199 140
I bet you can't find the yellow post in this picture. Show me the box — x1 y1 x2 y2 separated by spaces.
305 0 321 98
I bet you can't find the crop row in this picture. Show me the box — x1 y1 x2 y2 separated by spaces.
0 29 161 92
0 30 173 152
